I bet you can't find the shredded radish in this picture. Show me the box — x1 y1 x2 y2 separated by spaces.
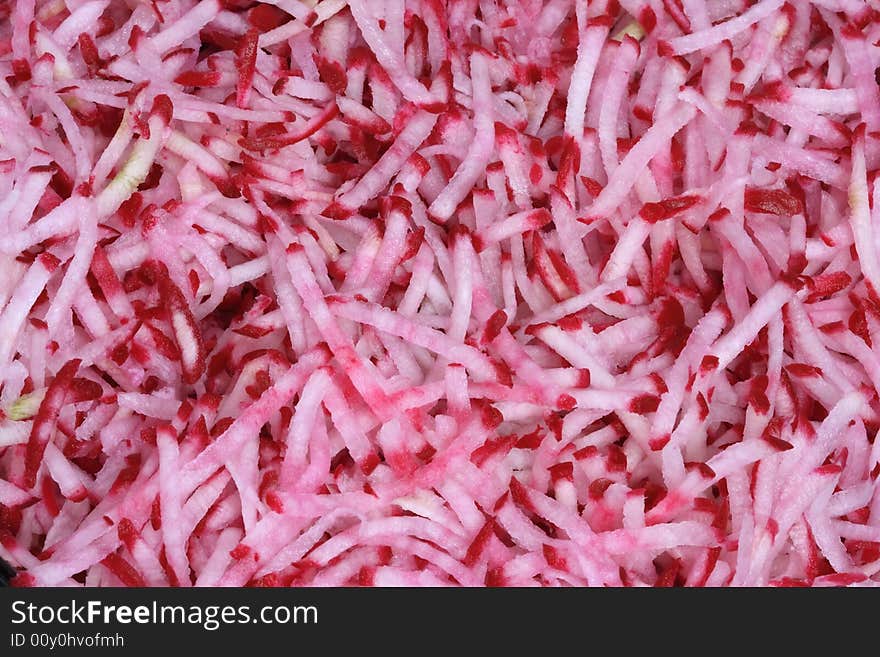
1 0 879 589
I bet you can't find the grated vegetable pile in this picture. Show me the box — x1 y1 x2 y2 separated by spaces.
1 0 880 587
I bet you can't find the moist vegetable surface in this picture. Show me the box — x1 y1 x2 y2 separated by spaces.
1 0 879 587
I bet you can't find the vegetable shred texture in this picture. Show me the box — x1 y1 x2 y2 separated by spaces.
2 0 880 588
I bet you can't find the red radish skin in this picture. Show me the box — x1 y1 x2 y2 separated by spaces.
0 0 878 589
